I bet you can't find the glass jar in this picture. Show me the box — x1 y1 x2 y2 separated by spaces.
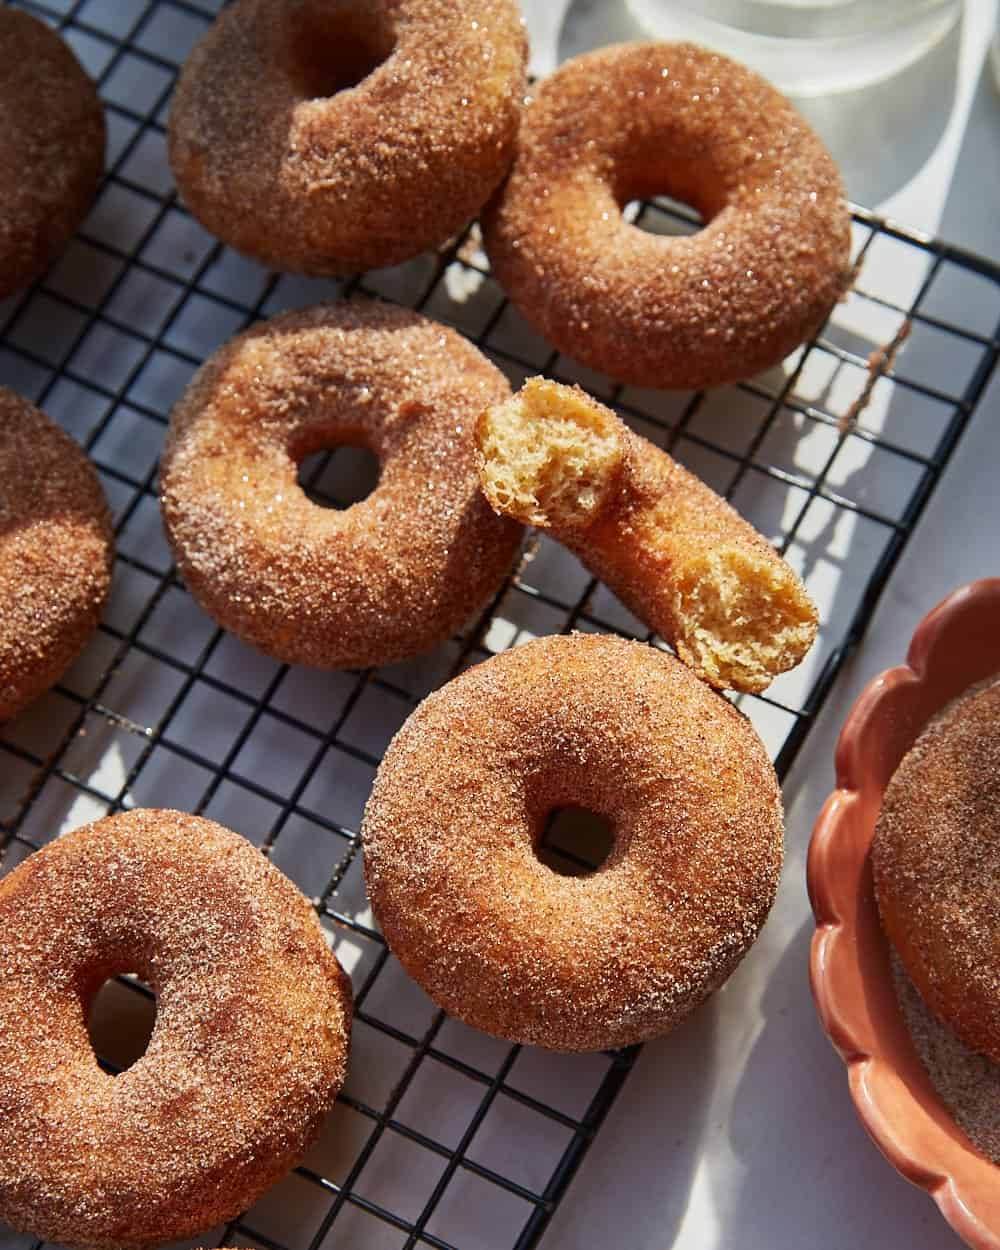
623 0 963 94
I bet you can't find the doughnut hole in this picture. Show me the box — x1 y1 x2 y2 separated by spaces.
526 752 627 881
611 135 728 235
284 5 397 99
296 443 381 510
87 972 157 1073
477 376 623 528
538 806 616 878
622 196 704 236
671 546 819 694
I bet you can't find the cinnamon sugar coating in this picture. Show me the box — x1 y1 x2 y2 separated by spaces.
0 388 113 720
892 951 1000 1167
168 0 527 275
160 302 522 670
482 41 851 389
0 810 352 1249
362 634 784 1052
874 678 1000 1062
0 9 105 298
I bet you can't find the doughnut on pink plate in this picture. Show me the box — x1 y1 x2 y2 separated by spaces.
808 578 1000 1250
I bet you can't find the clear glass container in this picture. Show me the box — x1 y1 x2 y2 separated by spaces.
623 0 963 94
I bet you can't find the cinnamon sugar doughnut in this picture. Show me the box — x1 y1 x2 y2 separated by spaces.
476 378 817 693
482 41 851 390
0 9 105 299
874 678 1000 1062
160 302 522 669
0 388 113 720
362 633 784 1052
0 809 352 1249
168 0 527 275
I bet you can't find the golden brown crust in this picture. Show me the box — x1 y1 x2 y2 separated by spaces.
0 388 113 720
0 809 352 1250
168 0 527 274
159 301 522 670
476 379 818 693
0 9 105 298
587 432 818 692
873 678 1000 1062
362 633 784 1051
482 41 852 390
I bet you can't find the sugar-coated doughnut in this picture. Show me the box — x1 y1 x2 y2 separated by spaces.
874 678 1000 1062
168 0 527 275
476 378 817 693
0 809 352 1249
0 389 113 720
160 302 522 670
363 633 784 1051
0 9 105 299
483 41 851 390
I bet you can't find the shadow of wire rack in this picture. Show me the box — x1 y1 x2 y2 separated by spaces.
1 0 998 1248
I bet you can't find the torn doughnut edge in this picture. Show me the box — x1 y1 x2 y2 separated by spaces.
476 376 817 693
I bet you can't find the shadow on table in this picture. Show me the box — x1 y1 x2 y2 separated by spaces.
542 993 719 1249
718 915 966 1249
795 15 960 207
938 50 1000 262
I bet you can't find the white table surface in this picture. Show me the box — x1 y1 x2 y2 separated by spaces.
520 3 1000 1248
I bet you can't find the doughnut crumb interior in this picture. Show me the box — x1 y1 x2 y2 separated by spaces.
477 380 624 527
477 377 817 692
671 547 817 695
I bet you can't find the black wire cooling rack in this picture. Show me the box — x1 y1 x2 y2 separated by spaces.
1 2 998 1248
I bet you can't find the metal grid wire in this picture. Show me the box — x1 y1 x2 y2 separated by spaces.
1 1 999 1248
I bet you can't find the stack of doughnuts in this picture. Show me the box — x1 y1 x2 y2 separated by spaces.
0 4 855 1244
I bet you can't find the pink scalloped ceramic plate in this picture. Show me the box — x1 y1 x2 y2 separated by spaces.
808 578 1000 1250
